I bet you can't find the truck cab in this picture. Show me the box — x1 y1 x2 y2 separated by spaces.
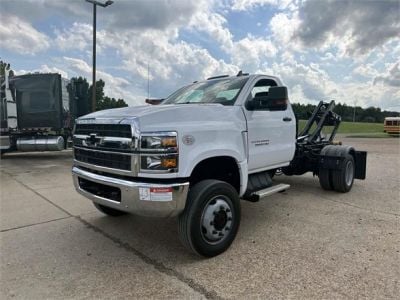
72 73 365 257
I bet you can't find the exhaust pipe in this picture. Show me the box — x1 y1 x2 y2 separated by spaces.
16 136 65 152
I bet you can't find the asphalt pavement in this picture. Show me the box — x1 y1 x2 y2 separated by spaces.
1 137 399 299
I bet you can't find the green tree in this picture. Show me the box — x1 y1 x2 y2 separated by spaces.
292 101 399 123
97 96 128 110
67 77 91 117
89 79 105 110
0 59 15 77
88 79 128 111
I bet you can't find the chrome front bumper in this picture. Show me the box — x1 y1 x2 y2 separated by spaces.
72 166 189 217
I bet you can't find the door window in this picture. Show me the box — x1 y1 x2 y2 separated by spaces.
249 79 287 111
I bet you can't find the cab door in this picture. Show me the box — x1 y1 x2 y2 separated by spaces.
243 78 296 173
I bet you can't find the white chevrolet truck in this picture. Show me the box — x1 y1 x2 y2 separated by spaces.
72 73 367 257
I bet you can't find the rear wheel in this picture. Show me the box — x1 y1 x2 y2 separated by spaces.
93 203 127 216
319 168 333 190
332 154 355 193
178 180 241 257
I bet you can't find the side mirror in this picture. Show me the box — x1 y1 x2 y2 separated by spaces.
246 86 288 111
145 98 164 105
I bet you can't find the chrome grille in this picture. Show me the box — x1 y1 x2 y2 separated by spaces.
73 123 136 174
74 147 131 171
74 124 131 138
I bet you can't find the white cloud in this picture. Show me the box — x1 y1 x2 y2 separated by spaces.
270 12 300 47
38 65 69 79
2 0 399 112
353 64 379 79
294 0 400 57
55 23 92 51
189 7 234 52
62 56 144 105
230 35 277 71
15 65 68 79
266 59 399 111
272 61 336 102
231 0 294 11
0 14 50 55
373 61 400 88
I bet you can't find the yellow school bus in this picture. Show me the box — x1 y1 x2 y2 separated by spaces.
384 117 400 134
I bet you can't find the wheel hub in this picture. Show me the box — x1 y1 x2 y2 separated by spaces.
345 160 354 186
201 197 233 244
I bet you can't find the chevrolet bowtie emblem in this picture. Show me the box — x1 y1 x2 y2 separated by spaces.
86 133 100 146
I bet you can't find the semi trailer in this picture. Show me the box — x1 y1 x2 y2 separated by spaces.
0 66 89 154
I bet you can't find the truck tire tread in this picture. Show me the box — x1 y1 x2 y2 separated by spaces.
332 153 355 193
178 179 240 257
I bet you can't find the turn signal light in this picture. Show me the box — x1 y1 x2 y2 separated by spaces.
161 157 177 168
161 137 177 148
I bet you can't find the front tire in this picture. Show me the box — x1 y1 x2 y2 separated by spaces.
178 180 241 257
93 203 127 216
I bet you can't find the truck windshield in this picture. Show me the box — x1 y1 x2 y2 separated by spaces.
162 77 249 106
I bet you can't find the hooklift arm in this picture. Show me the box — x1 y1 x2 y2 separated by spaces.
298 100 341 143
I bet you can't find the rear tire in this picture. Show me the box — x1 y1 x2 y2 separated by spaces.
178 180 241 257
319 168 333 190
332 154 355 193
93 203 127 216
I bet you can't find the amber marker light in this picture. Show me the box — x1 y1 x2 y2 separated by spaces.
161 157 177 168
161 137 177 147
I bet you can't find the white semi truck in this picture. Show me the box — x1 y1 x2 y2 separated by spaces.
72 73 367 257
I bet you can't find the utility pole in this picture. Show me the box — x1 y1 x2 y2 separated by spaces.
147 62 150 99
85 0 113 112
353 100 357 122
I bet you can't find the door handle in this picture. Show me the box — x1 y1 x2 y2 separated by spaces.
283 117 292 122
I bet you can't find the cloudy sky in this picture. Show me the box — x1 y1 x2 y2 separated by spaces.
1 0 399 110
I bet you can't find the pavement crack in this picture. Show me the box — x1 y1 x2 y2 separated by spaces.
1 216 73 233
1 170 73 217
2 169 222 300
317 194 400 217
76 216 223 300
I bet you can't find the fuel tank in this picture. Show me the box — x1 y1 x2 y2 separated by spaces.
16 136 64 151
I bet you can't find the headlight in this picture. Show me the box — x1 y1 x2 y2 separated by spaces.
140 155 178 171
140 132 178 172
140 133 177 151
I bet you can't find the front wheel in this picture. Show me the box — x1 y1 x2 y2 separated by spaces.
178 180 241 257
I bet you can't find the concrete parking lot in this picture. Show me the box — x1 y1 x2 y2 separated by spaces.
1 137 399 299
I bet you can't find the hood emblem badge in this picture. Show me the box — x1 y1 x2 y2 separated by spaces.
84 133 102 147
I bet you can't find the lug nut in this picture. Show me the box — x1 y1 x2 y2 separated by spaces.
218 232 224 237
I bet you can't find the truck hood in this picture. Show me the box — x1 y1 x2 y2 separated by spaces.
78 104 246 132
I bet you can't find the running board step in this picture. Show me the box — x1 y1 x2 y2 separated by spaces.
242 183 290 202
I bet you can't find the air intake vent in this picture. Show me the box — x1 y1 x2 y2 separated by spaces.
75 124 131 138
74 148 131 170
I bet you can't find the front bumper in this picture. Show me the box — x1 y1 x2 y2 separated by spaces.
72 166 189 217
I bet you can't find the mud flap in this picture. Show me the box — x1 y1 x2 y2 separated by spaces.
354 151 367 180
